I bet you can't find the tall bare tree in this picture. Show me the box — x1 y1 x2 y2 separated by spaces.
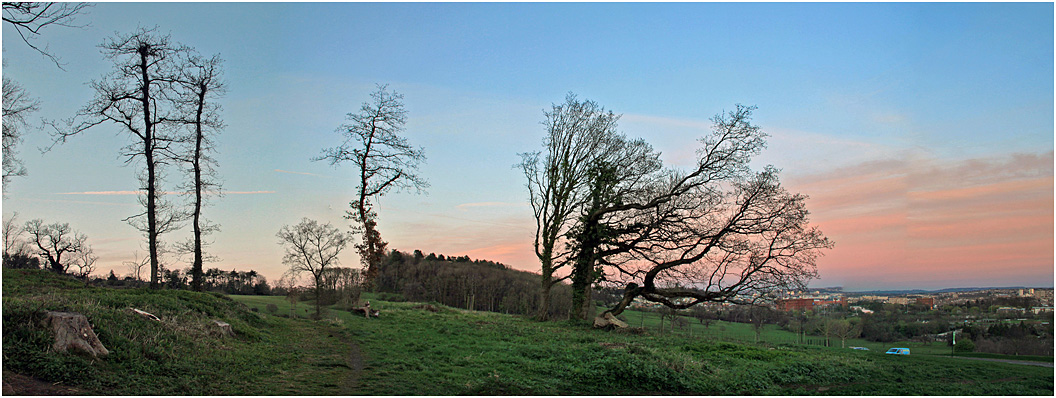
277 218 353 318
2 2 90 68
56 27 189 288
173 53 225 291
316 85 427 289
24 218 87 274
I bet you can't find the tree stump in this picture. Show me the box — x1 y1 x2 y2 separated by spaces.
40 311 109 358
211 320 234 337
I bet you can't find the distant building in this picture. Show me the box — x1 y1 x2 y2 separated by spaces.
850 305 874 314
914 297 935 308
777 298 815 311
776 296 847 312
889 297 909 305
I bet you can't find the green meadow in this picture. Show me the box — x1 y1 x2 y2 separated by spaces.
3 270 1051 395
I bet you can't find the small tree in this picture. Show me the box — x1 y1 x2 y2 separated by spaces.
72 245 97 283
24 219 87 274
277 218 352 318
750 306 773 343
824 319 862 348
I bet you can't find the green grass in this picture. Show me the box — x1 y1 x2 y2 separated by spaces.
5 270 1051 395
233 295 1054 395
950 352 1054 363
617 308 1000 357
2 269 358 395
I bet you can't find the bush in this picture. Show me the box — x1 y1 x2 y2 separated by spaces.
265 303 278 313
954 339 975 353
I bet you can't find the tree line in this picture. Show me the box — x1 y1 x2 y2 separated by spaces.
371 249 573 318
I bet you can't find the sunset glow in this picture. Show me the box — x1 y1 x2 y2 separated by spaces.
2 2 1051 291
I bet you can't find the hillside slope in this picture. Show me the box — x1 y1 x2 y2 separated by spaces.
2 269 359 395
235 294 1055 395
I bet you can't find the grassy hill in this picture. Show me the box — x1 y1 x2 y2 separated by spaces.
3 269 1052 395
2 269 358 395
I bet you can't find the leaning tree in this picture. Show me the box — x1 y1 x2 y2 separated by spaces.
552 104 833 327
316 85 427 289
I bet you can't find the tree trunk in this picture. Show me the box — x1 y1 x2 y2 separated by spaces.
537 260 553 321
190 92 205 291
136 45 161 290
570 215 600 321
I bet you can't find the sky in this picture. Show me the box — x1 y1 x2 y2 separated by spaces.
2 2 1052 291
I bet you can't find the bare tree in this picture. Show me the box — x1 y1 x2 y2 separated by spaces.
2 77 38 190
24 218 87 274
3 212 30 256
124 250 149 282
56 27 190 288
316 85 427 289
573 105 833 328
518 93 646 320
72 245 97 282
172 52 225 291
277 218 353 318
2 2 91 69
824 319 861 348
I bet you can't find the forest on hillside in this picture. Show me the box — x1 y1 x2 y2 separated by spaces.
371 250 573 318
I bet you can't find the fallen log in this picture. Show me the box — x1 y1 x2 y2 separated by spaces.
349 308 380 317
129 308 160 321
593 312 629 329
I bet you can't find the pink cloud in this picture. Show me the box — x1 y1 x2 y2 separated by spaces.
789 150 1053 289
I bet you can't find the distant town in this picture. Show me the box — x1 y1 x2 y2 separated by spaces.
773 287 1054 315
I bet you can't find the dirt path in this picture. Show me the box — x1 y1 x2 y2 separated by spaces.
941 355 1054 368
330 325 366 394
2 371 83 395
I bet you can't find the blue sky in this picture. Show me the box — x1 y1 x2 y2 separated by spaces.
2 2 1052 290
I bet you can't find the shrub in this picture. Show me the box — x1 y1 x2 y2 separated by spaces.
954 339 975 353
265 303 278 314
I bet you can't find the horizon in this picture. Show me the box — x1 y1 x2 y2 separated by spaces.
2 2 1052 291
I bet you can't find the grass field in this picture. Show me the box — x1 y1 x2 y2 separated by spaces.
3 270 1051 395
233 294 1054 395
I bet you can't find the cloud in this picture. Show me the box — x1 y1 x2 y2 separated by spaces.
274 169 326 177
58 190 274 195
455 202 526 210
58 190 142 195
791 150 1054 289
